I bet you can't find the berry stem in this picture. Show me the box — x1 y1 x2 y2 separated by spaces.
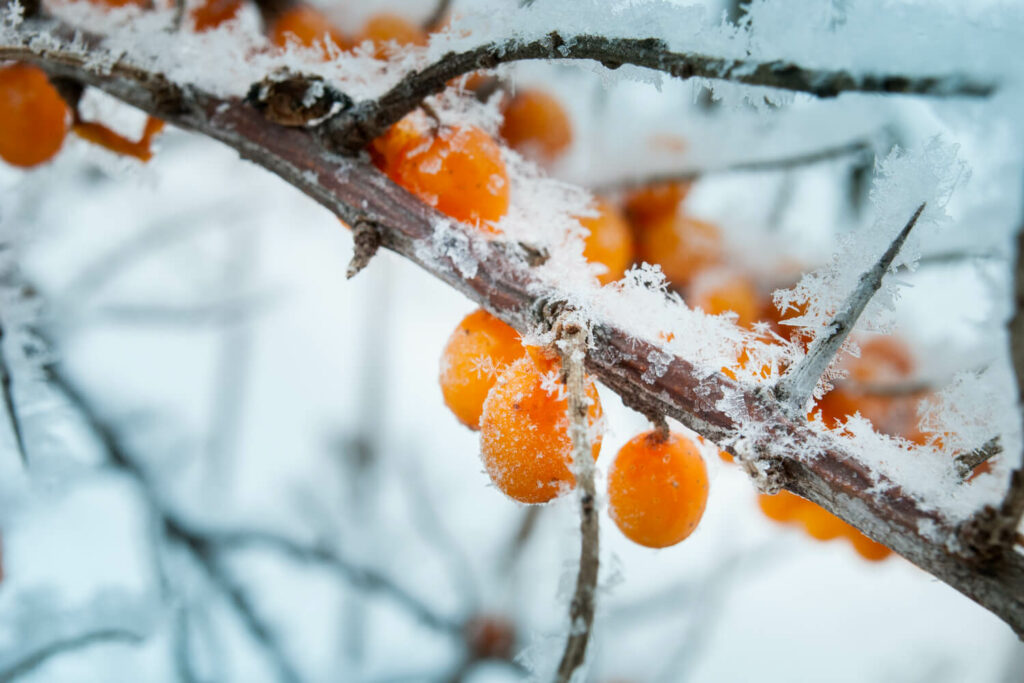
555 316 599 683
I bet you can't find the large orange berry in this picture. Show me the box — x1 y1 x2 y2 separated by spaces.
608 431 709 548
622 181 691 227
499 89 572 164
270 6 349 53
356 13 427 59
386 124 510 230
480 357 603 504
688 268 759 328
439 309 523 430
579 200 634 284
0 64 69 168
192 0 243 30
635 211 721 287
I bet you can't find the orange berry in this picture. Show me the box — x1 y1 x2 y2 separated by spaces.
799 505 847 541
385 124 510 230
847 529 892 562
623 182 691 227
689 268 759 328
0 64 69 168
356 13 427 59
847 336 914 384
439 309 523 430
757 490 803 523
721 346 774 383
480 357 603 504
579 200 634 284
608 431 708 548
635 211 721 287
718 449 734 462
191 0 243 30
270 6 349 53
499 89 572 164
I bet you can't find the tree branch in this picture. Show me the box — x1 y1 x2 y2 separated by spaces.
774 202 925 410
554 314 599 682
328 34 995 151
0 629 143 682
5 22 1024 637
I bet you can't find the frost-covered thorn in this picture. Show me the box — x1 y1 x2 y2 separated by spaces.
773 202 926 412
954 437 1002 480
346 221 382 279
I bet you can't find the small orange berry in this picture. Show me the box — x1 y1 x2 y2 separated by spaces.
270 5 349 53
480 357 603 504
799 506 847 541
439 309 523 430
635 211 721 287
191 0 243 30
622 182 691 227
847 529 892 562
757 490 803 523
608 431 709 548
0 64 69 168
385 124 510 230
499 89 573 164
356 13 427 59
579 200 634 284
847 336 915 384
689 268 759 328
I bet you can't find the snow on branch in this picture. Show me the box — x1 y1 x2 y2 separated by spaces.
3 15 1024 639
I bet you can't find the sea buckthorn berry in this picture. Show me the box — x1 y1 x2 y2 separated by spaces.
689 267 759 328
191 0 243 31
385 125 510 230
0 64 70 168
847 528 892 562
847 336 914 384
439 309 523 430
270 5 349 53
635 211 721 287
498 89 572 164
356 13 427 59
608 430 709 548
480 356 603 504
622 181 691 227
799 505 846 541
757 490 803 522
579 200 634 284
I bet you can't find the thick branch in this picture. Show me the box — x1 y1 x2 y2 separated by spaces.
329 34 995 150
5 25 1024 637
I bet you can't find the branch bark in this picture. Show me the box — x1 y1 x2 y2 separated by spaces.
4 20 1024 638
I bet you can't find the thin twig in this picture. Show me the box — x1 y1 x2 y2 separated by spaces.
591 138 873 194
955 437 1002 480
0 324 26 466
554 315 599 682
0 629 143 682
422 0 452 32
329 35 994 150
774 202 926 410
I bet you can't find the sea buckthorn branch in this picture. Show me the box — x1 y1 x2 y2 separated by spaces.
590 137 876 194
5 20 1024 638
0 323 27 465
0 628 145 682
554 313 599 682
326 33 996 153
773 202 926 410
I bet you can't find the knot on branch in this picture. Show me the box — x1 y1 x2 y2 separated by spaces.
247 72 352 127
731 437 786 494
347 220 382 279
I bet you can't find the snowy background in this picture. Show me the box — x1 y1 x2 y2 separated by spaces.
2 0 1024 681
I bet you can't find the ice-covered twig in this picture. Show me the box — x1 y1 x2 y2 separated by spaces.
0 629 144 682
955 437 1002 480
591 138 874 194
773 202 926 411
554 315 599 683
331 36 995 151
0 324 26 465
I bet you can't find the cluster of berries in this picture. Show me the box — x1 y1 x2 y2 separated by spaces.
439 308 709 550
